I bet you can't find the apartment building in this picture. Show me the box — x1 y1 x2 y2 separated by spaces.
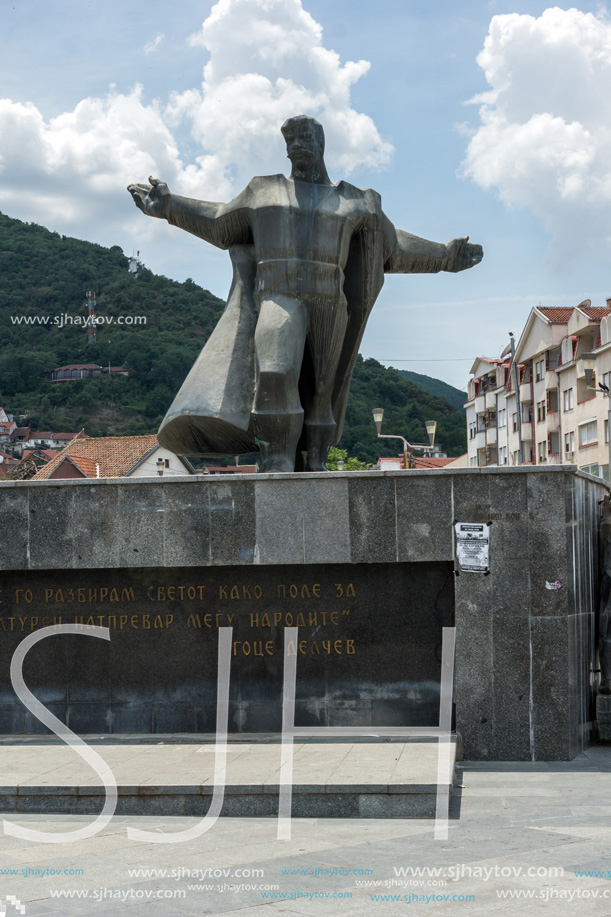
466 300 611 481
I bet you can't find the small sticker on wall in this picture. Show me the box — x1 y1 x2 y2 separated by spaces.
545 581 564 590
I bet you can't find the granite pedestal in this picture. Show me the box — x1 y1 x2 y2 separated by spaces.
0 466 604 761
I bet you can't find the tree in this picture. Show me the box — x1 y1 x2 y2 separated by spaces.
326 446 370 471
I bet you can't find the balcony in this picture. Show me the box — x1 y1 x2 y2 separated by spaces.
545 370 558 391
519 381 532 402
486 426 497 445
474 395 485 414
521 421 534 441
546 411 559 432
547 454 561 465
485 391 496 410
472 430 486 450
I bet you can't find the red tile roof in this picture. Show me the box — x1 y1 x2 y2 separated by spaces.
537 307 574 323
580 305 611 320
411 456 456 469
54 364 103 371
21 449 59 461
33 434 160 480
63 456 99 477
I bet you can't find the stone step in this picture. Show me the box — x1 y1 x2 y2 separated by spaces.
0 735 457 818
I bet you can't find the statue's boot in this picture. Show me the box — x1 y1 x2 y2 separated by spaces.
304 421 336 471
253 410 303 473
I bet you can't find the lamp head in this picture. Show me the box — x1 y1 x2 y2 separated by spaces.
372 407 384 436
582 352 596 388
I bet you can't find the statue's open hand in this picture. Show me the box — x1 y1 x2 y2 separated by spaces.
442 237 483 273
127 177 170 218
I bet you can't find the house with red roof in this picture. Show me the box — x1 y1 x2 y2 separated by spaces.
50 364 129 382
32 434 195 480
466 299 611 481
0 421 16 444
25 430 86 449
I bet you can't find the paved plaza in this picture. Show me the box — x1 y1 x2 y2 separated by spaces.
0 742 611 915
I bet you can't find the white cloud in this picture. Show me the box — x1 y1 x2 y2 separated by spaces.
0 87 195 231
0 0 392 249
463 6 611 265
172 0 393 182
144 33 165 55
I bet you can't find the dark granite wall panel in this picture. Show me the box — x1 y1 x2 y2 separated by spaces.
0 561 454 735
0 468 604 759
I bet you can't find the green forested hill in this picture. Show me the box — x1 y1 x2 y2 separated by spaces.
394 369 467 411
0 212 466 460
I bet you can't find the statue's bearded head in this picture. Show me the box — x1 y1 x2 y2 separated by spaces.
281 115 329 183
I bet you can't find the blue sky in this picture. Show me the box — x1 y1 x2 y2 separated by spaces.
1 0 610 390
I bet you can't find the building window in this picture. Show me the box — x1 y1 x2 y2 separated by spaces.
535 359 545 381
565 431 575 455
498 445 508 465
581 463 600 477
512 450 520 465
579 420 597 447
512 413 518 433
498 408 506 428
536 400 546 422
604 372 610 393
606 419 609 444
469 421 477 440
563 388 574 412
469 456 477 467
537 441 547 463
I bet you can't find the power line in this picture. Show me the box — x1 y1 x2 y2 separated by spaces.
379 358 473 362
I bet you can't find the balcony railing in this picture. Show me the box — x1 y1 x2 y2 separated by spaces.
519 381 532 402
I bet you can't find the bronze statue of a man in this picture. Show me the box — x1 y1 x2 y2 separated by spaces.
128 115 483 472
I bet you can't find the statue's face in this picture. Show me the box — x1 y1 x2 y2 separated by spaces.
283 120 322 169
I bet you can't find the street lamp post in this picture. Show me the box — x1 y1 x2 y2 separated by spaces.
372 408 437 469
582 353 611 484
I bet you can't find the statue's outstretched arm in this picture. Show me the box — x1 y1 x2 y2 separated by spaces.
127 178 250 250
383 217 483 274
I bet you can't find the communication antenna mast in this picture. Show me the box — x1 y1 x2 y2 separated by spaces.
83 284 98 345
128 250 142 277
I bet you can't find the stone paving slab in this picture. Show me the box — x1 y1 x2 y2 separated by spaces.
0 736 456 817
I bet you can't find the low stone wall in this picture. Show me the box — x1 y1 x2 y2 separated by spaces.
0 467 604 760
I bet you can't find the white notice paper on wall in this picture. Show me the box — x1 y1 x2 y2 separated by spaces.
454 522 490 573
